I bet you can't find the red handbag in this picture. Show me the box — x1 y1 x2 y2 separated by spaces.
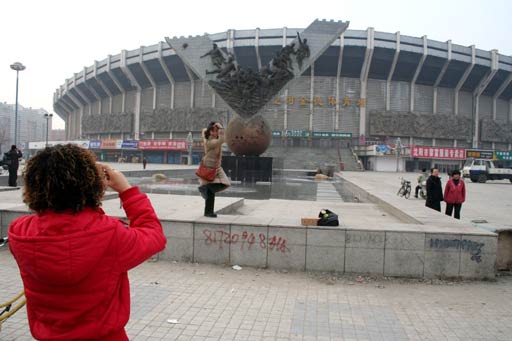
196 162 216 181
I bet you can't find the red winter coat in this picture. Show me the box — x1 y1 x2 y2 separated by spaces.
443 178 466 204
8 187 166 341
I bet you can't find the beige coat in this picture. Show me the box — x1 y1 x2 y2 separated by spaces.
199 128 231 187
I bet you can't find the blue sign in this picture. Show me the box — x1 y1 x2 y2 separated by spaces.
496 151 512 161
312 131 352 138
272 131 282 137
285 130 310 137
89 140 101 149
121 140 138 149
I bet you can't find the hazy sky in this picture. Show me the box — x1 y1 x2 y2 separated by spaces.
0 0 510 129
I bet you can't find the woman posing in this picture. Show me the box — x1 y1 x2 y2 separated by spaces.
198 121 231 217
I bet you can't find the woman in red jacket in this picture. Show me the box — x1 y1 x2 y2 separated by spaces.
8 144 166 341
444 169 466 219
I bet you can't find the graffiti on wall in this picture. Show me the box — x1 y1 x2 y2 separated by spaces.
429 238 484 263
202 229 290 253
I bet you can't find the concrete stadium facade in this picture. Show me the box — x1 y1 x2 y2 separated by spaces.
54 26 512 152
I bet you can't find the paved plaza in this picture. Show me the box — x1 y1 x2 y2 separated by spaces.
1 167 512 340
1 251 512 341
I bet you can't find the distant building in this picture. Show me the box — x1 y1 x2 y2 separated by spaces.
0 102 51 154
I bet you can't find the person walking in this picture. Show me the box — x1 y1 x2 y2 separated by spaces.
8 144 166 340
425 167 443 212
143 157 147 169
444 169 466 219
198 122 231 217
6 144 22 187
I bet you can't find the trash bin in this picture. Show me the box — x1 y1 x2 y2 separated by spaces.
326 165 335 177
339 162 345 171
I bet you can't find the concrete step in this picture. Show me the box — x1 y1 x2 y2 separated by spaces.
316 182 343 202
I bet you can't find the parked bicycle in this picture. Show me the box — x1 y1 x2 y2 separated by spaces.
0 237 26 333
397 178 412 199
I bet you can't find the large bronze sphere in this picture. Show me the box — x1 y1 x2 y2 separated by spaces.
225 114 272 156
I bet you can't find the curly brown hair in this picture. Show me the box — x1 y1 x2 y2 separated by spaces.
23 144 105 213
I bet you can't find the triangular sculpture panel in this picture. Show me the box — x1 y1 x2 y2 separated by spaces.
165 19 349 155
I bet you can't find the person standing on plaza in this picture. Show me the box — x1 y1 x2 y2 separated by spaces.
444 169 466 219
6 144 22 187
143 157 147 169
425 167 443 212
8 144 166 340
198 121 231 217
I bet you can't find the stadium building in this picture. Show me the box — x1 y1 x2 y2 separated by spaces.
53 25 512 171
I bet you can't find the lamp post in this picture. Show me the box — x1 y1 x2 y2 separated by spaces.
396 137 402 172
186 132 193 165
10 62 26 147
44 113 53 147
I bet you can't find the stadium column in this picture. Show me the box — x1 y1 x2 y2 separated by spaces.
183 65 195 109
255 28 261 71
94 61 114 114
335 33 345 130
492 72 512 120
62 95 81 140
139 46 158 110
472 50 498 148
283 27 289 130
386 32 400 111
454 46 475 115
510 100 512 151
121 50 142 140
158 41 176 110
65 79 85 140
75 67 103 115
74 72 95 139
492 71 512 150
309 62 314 131
54 89 72 138
359 27 374 139
107 55 127 113
433 40 452 115
410 36 428 112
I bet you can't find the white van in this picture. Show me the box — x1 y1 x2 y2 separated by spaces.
462 158 512 183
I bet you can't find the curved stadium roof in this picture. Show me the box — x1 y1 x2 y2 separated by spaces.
54 27 512 115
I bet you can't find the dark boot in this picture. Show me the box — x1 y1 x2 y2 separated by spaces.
204 189 217 217
198 185 208 200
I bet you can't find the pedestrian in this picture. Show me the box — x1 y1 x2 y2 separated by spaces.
8 144 166 340
414 168 428 198
143 157 147 169
6 144 22 187
444 169 466 219
198 121 231 217
425 167 443 212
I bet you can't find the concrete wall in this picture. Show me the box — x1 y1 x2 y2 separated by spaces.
0 206 496 279
369 156 405 172
157 218 496 279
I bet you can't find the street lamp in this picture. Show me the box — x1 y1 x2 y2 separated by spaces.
10 62 26 147
186 132 193 165
44 113 53 147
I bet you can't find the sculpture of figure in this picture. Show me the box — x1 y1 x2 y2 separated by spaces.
281 42 296 69
271 43 295 72
296 32 310 69
216 53 236 79
202 43 225 73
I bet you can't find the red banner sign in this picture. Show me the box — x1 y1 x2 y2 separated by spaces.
411 146 466 160
138 140 187 150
